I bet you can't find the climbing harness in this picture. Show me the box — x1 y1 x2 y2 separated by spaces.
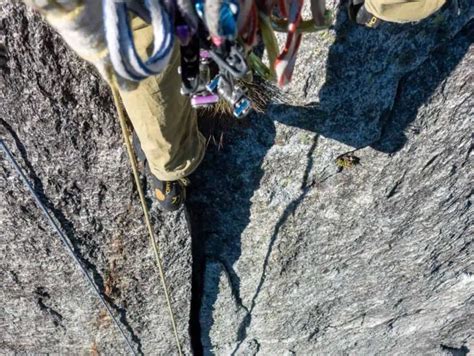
0 139 138 356
103 0 332 118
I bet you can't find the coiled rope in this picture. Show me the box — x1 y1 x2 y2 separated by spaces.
103 0 175 81
0 138 138 356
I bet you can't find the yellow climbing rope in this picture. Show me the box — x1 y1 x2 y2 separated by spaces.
109 74 183 356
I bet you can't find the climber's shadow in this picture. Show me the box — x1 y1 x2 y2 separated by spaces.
187 2 472 354
274 1 472 153
188 113 277 354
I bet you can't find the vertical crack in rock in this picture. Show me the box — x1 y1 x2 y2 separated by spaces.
1 118 143 354
188 207 205 356
231 135 320 355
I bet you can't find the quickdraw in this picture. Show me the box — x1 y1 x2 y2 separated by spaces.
103 0 331 118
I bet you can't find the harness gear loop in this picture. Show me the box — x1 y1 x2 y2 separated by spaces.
0 138 138 356
108 74 183 356
103 0 331 117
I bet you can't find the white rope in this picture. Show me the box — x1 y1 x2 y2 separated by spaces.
103 0 174 82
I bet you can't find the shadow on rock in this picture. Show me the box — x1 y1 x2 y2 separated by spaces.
274 1 473 153
187 113 276 355
187 2 473 354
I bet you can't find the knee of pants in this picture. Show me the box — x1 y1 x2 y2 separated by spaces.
365 0 446 23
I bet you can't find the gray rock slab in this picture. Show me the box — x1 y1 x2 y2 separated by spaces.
1 0 473 355
1 2 192 355
187 1 473 355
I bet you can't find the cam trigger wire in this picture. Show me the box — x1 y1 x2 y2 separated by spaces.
0 139 138 356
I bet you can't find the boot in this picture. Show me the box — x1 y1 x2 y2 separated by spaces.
132 131 188 212
150 175 189 212
348 0 382 28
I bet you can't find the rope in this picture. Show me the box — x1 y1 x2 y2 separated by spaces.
103 0 175 81
108 76 183 356
273 0 304 86
0 138 138 356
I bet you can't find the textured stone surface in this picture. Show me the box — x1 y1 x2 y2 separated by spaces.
0 2 192 355
188 1 474 355
1 0 473 355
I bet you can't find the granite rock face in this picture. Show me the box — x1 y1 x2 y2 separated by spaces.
1 0 473 356
1 2 192 355
188 1 474 355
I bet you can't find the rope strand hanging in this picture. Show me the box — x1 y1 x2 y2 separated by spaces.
108 74 183 356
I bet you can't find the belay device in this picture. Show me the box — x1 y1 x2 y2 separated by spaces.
103 0 331 118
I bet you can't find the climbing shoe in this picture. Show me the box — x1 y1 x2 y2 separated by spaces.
150 175 189 212
348 0 381 28
132 131 188 212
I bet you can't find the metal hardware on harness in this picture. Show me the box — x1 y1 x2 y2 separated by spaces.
190 73 251 118
182 49 220 108
215 74 252 119
104 0 259 118
206 74 220 92
208 42 248 79
183 41 252 118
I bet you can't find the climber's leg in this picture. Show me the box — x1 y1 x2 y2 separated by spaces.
349 0 446 27
365 0 446 23
118 17 206 210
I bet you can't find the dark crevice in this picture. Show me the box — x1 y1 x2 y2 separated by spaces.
386 173 406 199
386 181 401 199
34 287 64 329
440 344 470 356
422 153 441 171
188 208 205 356
1 118 143 355
37 297 65 329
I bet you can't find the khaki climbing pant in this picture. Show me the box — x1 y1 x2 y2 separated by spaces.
28 1 205 182
118 18 206 181
365 0 446 23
